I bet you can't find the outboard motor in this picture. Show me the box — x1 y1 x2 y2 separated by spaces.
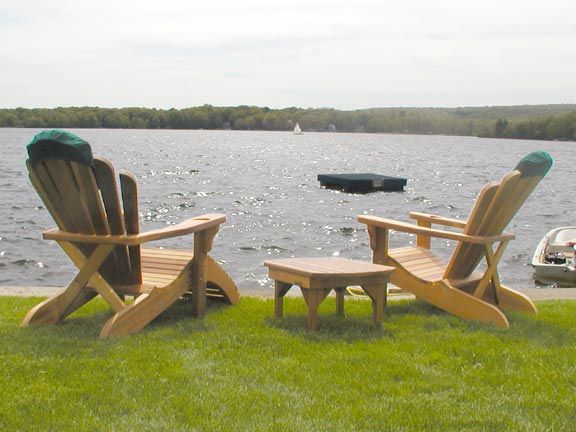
544 252 567 265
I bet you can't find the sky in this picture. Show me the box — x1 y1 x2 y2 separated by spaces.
2 0 576 110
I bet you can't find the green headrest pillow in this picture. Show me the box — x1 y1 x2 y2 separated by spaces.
514 151 553 178
27 130 93 167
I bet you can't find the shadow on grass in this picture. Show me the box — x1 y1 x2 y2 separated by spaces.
267 314 387 342
391 298 576 347
265 296 576 348
12 296 232 348
6 295 575 353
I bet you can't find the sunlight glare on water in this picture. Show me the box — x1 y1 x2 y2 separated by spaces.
0 128 570 293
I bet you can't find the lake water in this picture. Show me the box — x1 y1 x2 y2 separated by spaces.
0 128 572 294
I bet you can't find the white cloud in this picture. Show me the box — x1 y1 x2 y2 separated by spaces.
1 0 575 108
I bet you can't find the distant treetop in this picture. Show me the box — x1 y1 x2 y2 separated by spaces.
1 104 575 142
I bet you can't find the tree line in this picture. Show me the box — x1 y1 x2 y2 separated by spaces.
1 104 576 141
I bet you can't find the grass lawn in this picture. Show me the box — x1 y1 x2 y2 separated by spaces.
0 295 575 431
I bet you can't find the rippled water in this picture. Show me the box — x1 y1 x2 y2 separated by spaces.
0 128 572 293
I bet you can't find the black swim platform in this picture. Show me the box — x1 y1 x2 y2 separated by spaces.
318 173 407 193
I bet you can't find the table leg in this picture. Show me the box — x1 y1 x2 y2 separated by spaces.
362 284 386 327
335 287 345 316
274 281 292 319
301 288 331 330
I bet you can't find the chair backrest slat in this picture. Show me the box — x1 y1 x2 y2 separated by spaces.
28 159 114 276
27 160 68 230
445 173 519 279
462 181 499 236
120 171 142 285
45 160 97 234
27 156 139 286
70 162 111 235
30 161 82 233
92 158 133 284
26 130 144 285
444 152 552 280
473 171 521 237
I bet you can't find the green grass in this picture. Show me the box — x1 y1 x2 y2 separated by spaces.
1 296 575 431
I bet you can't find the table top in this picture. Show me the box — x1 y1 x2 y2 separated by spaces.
264 257 394 278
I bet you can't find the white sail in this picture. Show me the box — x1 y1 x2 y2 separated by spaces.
293 122 303 135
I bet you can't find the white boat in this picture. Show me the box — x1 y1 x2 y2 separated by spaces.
293 122 303 135
532 226 576 286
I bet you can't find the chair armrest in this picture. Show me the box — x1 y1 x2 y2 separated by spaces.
409 211 467 229
357 215 515 244
43 214 226 245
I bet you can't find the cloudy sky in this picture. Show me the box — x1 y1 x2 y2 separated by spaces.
2 0 575 109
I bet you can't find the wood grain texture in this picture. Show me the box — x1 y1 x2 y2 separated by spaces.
266 257 392 330
25 152 238 337
359 162 546 328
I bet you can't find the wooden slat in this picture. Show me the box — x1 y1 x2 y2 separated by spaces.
46 160 97 234
409 212 467 229
141 267 182 276
94 158 126 234
391 253 443 266
141 248 194 258
27 160 67 230
444 181 500 279
400 259 445 272
70 162 110 234
141 249 229 301
141 260 187 271
142 262 189 270
93 158 131 284
69 162 120 281
448 172 521 279
485 175 540 236
477 171 521 236
393 252 443 265
142 273 174 282
142 249 190 279
391 247 442 260
388 246 438 259
28 160 122 283
264 258 392 277
388 246 447 282
120 171 142 285
58 241 126 313
32 161 81 232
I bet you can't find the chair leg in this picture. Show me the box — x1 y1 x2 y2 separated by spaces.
101 242 217 338
497 285 538 315
191 230 215 319
205 256 240 304
390 265 510 327
22 288 96 326
100 263 195 338
60 289 98 319
101 229 223 337
22 244 114 326
434 280 510 328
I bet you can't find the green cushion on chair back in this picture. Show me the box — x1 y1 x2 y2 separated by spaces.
514 151 553 178
26 129 93 167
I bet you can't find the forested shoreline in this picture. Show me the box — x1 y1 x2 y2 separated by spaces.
1 104 576 141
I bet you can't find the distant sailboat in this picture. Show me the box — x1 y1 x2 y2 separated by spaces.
293 122 303 135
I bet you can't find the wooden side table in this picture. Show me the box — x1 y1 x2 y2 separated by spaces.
264 257 394 330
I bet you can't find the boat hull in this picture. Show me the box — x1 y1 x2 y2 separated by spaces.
532 227 576 287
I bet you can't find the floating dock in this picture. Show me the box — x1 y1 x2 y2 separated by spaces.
318 173 407 193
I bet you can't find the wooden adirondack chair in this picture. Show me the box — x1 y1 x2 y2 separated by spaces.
358 151 552 327
23 130 239 337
